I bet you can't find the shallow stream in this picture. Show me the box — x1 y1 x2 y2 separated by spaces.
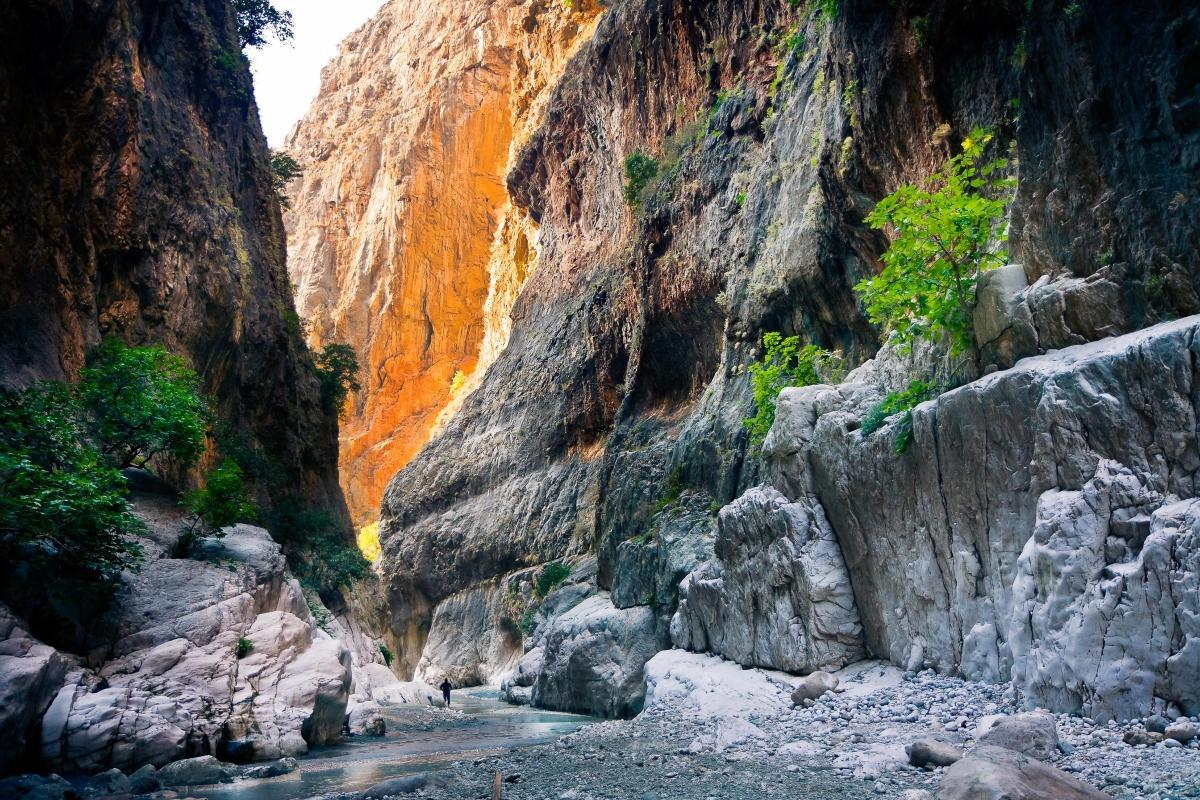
189 688 593 800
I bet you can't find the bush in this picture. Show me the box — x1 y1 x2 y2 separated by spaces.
623 152 659 209
313 343 361 417
78 338 210 470
232 0 293 48
535 562 571 599
855 128 1014 354
745 333 845 444
269 151 303 207
380 643 394 667
236 637 254 658
0 383 145 584
183 459 257 537
268 503 370 595
859 380 937 454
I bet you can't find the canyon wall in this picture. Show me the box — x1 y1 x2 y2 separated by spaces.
368 0 1200 710
283 0 602 524
0 0 345 515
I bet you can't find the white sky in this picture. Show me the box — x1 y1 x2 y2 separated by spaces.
248 0 389 146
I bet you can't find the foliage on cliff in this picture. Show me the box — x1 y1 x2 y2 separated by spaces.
745 334 845 444
856 129 1014 354
313 343 362 418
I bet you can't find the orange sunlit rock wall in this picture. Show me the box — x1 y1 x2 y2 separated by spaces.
284 0 602 524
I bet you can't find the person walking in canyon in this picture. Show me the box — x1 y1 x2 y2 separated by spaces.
440 678 452 707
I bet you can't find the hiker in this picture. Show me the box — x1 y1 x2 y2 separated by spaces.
440 677 452 706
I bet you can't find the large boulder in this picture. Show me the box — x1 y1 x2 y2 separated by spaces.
0 605 67 774
157 755 236 786
532 595 659 717
975 712 1059 761
671 487 864 674
938 745 1111 800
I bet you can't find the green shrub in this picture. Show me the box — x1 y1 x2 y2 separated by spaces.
232 0 294 48
0 383 145 584
859 380 937 454
269 151 303 207
236 637 254 658
745 333 846 444
535 562 572 599
273 505 370 595
855 128 1013 354
520 607 537 635
623 152 660 208
313 343 361 417
183 460 257 535
78 338 210 470
380 643 394 667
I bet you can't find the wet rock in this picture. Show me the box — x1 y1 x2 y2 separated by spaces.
1144 714 1169 733
86 768 130 795
362 775 432 797
240 757 298 779
976 712 1059 761
157 756 236 787
1123 729 1162 746
533 595 658 718
0 774 77 800
938 745 1111 800
906 739 963 768
128 765 161 794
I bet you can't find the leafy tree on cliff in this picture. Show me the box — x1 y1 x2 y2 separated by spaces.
232 0 294 48
183 460 258 537
744 333 845 444
313 343 361 418
855 128 1014 355
78 338 210 471
0 383 144 584
270 151 304 208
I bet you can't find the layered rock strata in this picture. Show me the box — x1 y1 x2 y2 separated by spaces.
283 0 602 523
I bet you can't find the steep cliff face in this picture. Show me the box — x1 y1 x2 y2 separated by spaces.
375 0 1200 708
0 0 344 515
283 0 601 524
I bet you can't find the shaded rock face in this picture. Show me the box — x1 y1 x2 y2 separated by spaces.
0 0 344 518
18 525 353 774
763 318 1200 720
376 0 1200 698
0 607 67 775
283 0 601 524
671 486 864 674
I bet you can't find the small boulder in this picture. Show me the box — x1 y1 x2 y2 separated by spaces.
362 775 427 797
791 671 839 705
128 765 161 794
1165 720 1198 743
1122 729 1162 746
240 757 298 780
906 739 963 768
1144 714 1169 734
347 701 387 736
976 712 1059 761
938 746 1112 800
157 756 236 787
86 768 130 796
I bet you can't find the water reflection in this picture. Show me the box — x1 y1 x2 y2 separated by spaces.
189 688 593 800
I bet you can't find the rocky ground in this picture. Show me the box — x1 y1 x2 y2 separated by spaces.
315 653 1200 800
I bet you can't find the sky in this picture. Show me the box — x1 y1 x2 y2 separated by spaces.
248 0 388 146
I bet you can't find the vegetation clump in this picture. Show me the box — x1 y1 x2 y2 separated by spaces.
268 503 370 596
269 151 303 207
623 152 660 209
236 636 254 658
232 0 294 48
380 642 394 667
313 343 362 417
855 128 1014 355
183 460 257 536
859 380 937 454
745 333 846 444
535 562 572 599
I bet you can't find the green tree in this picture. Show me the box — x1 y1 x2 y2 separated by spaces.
265 502 369 596
269 151 303 208
78 338 210 470
745 333 845 444
855 128 1014 355
623 152 659 208
0 383 144 583
183 460 257 536
313 343 361 417
232 0 294 48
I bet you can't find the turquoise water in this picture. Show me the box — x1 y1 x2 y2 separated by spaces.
188 688 592 800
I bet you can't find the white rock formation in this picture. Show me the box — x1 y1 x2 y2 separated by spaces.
671 486 864 673
0 606 67 774
34 525 353 772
